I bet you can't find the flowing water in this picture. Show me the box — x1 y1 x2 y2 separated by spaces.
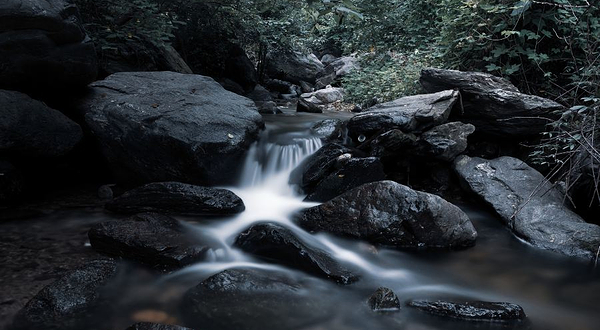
3 109 600 330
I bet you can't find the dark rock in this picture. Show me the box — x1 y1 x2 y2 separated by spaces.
219 78 245 95
408 300 526 321
105 182 245 216
266 51 324 84
347 90 459 142
97 184 115 200
246 85 273 102
0 0 97 93
368 287 401 312
420 68 563 138
256 101 281 114
568 142 600 224
224 50 258 92
100 42 192 77
291 143 353 191
305 157 386 202
11 260 118 330
297 98 323 113
0 90 82 158
310 119 344 142
367 129 418 157
454 155 600 259
0 161 23 203
234 223 359 284
298 180 477 249
180 269 330 330
88 213 211 269
300 81 314 93
126 323 193 330
316 56 359 89
264 79 294 94
417 122 476 161
80 71 264 186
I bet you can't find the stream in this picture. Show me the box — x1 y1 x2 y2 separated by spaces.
2 109 600 330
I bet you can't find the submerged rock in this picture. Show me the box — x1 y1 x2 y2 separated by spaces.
0 0 97 93
105 182 245 216
11 260 118 330
417 121 475 161
368 287 401 312
420 68 562 138
180 269 330 330
408 300 526 321
88 213 211 269
298 181 477 249
80 71 264 186
454 155 600 259
347 90 459 142
0 90 82 157
305 157 386 202
234 222 359 284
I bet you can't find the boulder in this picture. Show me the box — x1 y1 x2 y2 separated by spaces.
264 78 294 94
80 71 264 186
105 182 245 216
265 51 324 84
180 269 330 330
297 98 322 113
299 87 345 111
408 300 526 321
454 155 600 259
234 223 359 284
420 68 563 138
125 323 193 330
417 122 475 161
310 119 344 142
320 54 337 65
246 85 273 102
347 90 459 142
11 260 118 330
88 213 212 269
219 78 245 95
368 287 401 312
298 181 477 249
0 90 82 158
224 49 258 92
315 56 359 89
367 129 418 158
290 143 353 192
100 42 192 77
305 157 386 202
0 0 97 93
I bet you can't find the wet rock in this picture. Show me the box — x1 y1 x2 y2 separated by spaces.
368 287 401 312
234 222 359 284
224 50 258 93
246 85 273 102
367 129 418 157
305 157 386 202
417 122 476 161
297 98 323 113
310 119 344 142
265 51 324 84
454 155 600 259
180 269 330 330
105 182 245 216
88 213 211 269
298 180 477 249
80 71 264 186
11 260 118 330
0 0 97 93
290 143 353 192
256 101 282 114
420 68 563 138
0 90 82 158
408 300 526 321
126 323 193 330
347 90 459 142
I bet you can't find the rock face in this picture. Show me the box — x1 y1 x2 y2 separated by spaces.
347 90 459 142
0 0 97 93
80 71 264 186
11 260 118 330
305 157 386 202
420 68 563 137
298 181 477 249
88 213 211 269
181 269 329 330
454 155 600 259
234 223 359 284
368 287 401 312
417 122 475 161
0 90 82 158
408 300 526 321
105 182 245 216
266 51 324 84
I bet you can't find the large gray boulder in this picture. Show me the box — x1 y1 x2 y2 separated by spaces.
265 51 324 84
454 155 600 259
0 89 82 157
417 121 475 162
298 180 477 249
0 0 97 93
80 71 264 186
420 68 563 138
347 90 459 142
